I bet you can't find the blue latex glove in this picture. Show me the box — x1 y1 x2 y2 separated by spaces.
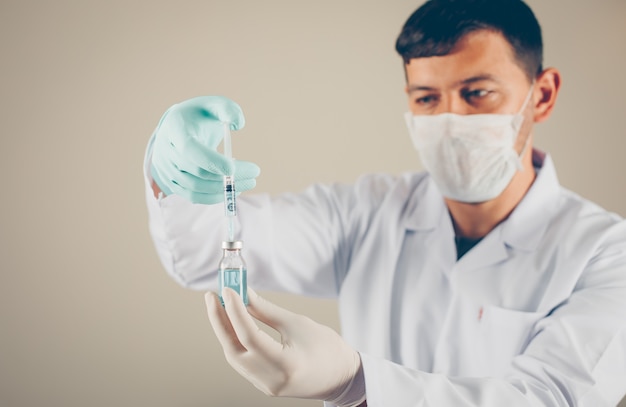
150 96 260 204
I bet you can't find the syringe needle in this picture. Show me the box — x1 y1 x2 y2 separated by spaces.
222 122 236 242
227 217 234 242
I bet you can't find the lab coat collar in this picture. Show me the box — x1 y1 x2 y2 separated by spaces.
404 172 448 231
405 149 561 252
500 149 560 251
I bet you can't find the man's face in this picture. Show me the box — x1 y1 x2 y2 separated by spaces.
405 30 533 117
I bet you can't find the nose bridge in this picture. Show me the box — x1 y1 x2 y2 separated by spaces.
434 91 469 115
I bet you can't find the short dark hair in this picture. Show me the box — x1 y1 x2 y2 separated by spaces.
395 0 543 81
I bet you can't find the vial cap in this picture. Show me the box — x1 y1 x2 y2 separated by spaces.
222 240 243 249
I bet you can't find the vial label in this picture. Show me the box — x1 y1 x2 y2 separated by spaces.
219 268 248 306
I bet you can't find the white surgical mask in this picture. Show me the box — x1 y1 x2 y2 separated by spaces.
404 85 534 203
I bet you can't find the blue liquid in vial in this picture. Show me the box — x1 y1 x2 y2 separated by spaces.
219 268 248 306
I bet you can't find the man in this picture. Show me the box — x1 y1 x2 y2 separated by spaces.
144 0 626 405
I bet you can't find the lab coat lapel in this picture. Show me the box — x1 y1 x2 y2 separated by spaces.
455 228 509 273
403 173 509 273
501 150 560 252
404 174 458 275
452 150 560 274
404 150 560 274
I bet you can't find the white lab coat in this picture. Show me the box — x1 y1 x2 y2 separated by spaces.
144 140 626 406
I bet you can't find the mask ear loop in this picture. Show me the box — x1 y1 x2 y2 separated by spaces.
520 81 536 112
513 81 536 127
513 81 535 170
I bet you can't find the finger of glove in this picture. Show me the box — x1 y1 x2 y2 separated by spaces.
160 170 247 205
150 161 175 197
187 191 227 205
169 183 223 204
205 291 246 355
175 96 245 131
170 131 235 176
152 128 234 182
168 157 259 183
222 287 282 358
170 180 250 204
166 160 258 196
157 162 254 203
163 99 241 153
233 160 261 182
152 157 227 204
152 154 223 194
245 287 299 336
156 140 230 180
152 159 256 204
154 164 223 203
155 96 243 168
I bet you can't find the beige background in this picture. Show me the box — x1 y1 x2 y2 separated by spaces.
1 1 625 406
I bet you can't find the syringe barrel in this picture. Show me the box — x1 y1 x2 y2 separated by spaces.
223 175 236 217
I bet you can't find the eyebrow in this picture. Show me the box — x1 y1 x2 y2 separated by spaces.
407 74 502 93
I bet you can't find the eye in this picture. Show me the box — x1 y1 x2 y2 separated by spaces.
463 88 491 102
414 94 439 106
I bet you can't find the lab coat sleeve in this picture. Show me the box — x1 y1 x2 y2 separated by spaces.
144 134 383 296
359 220 626 406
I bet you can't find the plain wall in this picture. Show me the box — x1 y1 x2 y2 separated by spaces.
1 1 625 406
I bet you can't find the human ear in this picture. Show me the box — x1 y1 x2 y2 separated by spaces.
533 67 562 123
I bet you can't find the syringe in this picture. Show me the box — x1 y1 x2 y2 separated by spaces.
222 122 236 242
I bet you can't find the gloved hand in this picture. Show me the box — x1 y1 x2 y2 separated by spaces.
205 287 366 407
150 96 260 204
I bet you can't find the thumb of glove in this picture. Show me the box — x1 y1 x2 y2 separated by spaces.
234 288 361 402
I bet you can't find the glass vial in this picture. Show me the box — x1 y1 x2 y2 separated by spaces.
218 240 248 306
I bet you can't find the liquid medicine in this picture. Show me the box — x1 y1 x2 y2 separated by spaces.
218 240 248 306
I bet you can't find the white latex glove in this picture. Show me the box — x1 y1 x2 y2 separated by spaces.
205 287 366 406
